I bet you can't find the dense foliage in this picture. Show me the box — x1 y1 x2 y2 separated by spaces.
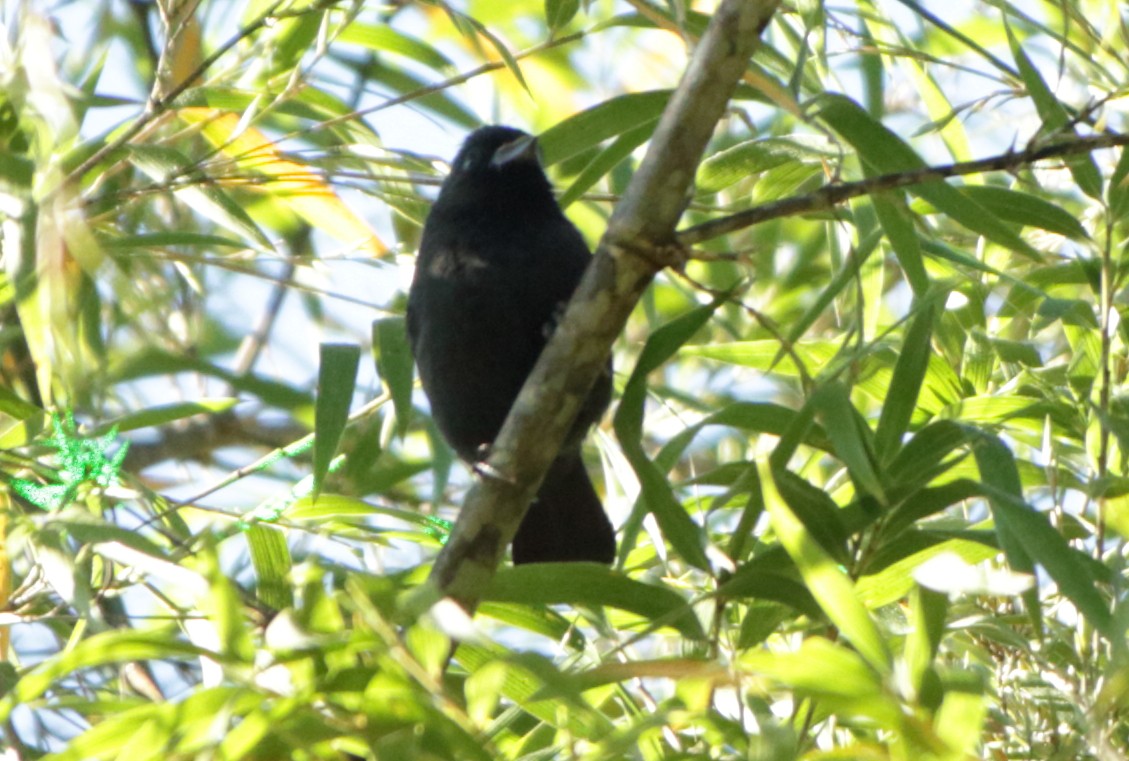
1 0 1127 758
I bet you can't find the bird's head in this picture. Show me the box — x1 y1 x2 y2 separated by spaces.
433 125 560 217
450 126 543 174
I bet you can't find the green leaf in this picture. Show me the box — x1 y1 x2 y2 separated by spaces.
696 135 835 193
887 411 974 476
781 228 883 346
904 584 947 703
268 6 323 72
987 335 1043 366
1109 146 1129 220
246 524 293 610
682 339 839 377
478 602 587 650
772 470 850 562
812 382 886 504
960 185 1089 240
760 460 892 674
0 384 41 420
337 24 455 73
558 122 654 209
872 193 930 296
539 91 671 166
313 343 360 495
95 398 239 433
615 300 725 570
545 0 580 30
453 11 529 94
486 564 705 640
100 232 248 251
110 349 312 410
742 638 902 726
1005 24 1102 199
815 94 1044 261
349 66 478 128
128 145 272 249
857 534 999 609
456 644 612 739
1 629 205 715
969 435 1041 630
875 297 938 463
974 435 1114 638
373 317 414 436
716 561 823 620
656 402 832 468
286 493 441 536
198 543 255 662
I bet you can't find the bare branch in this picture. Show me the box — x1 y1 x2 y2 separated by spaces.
678 131 1129 245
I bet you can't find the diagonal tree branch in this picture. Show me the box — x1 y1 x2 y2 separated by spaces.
677 131 1129 245
427 0 782 612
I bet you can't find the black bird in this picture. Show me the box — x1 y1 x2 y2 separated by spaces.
406 126 615 564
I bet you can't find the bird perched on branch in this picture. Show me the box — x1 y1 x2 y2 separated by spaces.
406 126 615 564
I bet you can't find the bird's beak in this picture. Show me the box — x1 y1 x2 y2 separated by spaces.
491 134 540 168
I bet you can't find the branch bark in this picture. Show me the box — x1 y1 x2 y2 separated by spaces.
678 131 1129 245
427 0 781 612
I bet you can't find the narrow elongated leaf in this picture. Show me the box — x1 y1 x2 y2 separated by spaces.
884 479 981 537
486 564 705 640
129 145 272 248
904 584 947 701
576 658 728 691
886 421 975 488
545 0 581 30
0 385 40 419
857 535 999 609
373 317 414 436
813 382 886 503
872 193 930 296
2 629 205 714
614 300 724 570
110 348 312 410
97 398 238 433
760 461 892 674
773 469 850 562
179 108 386 256
682 339 839 376
337 24 455 73
975 436 1114 638
245 524 293 610
539 91 671 166
313 343 360 494
1109 147 1129 220
102 232 246 250
875 297 938 462
558 122 654 209
782 228 883 347
716 564 823 620
816 94 1044 261
961 185 1088 240
656 402 832 470
696 135 836 193
743 638 905 728
456 643 612 738
1005 24 1102 199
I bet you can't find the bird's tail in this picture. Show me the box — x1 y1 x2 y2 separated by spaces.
511 453 616 565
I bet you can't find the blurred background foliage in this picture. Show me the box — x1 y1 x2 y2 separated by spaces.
1 0 1128 758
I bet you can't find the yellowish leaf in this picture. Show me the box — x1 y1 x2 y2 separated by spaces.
178 108 386 256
